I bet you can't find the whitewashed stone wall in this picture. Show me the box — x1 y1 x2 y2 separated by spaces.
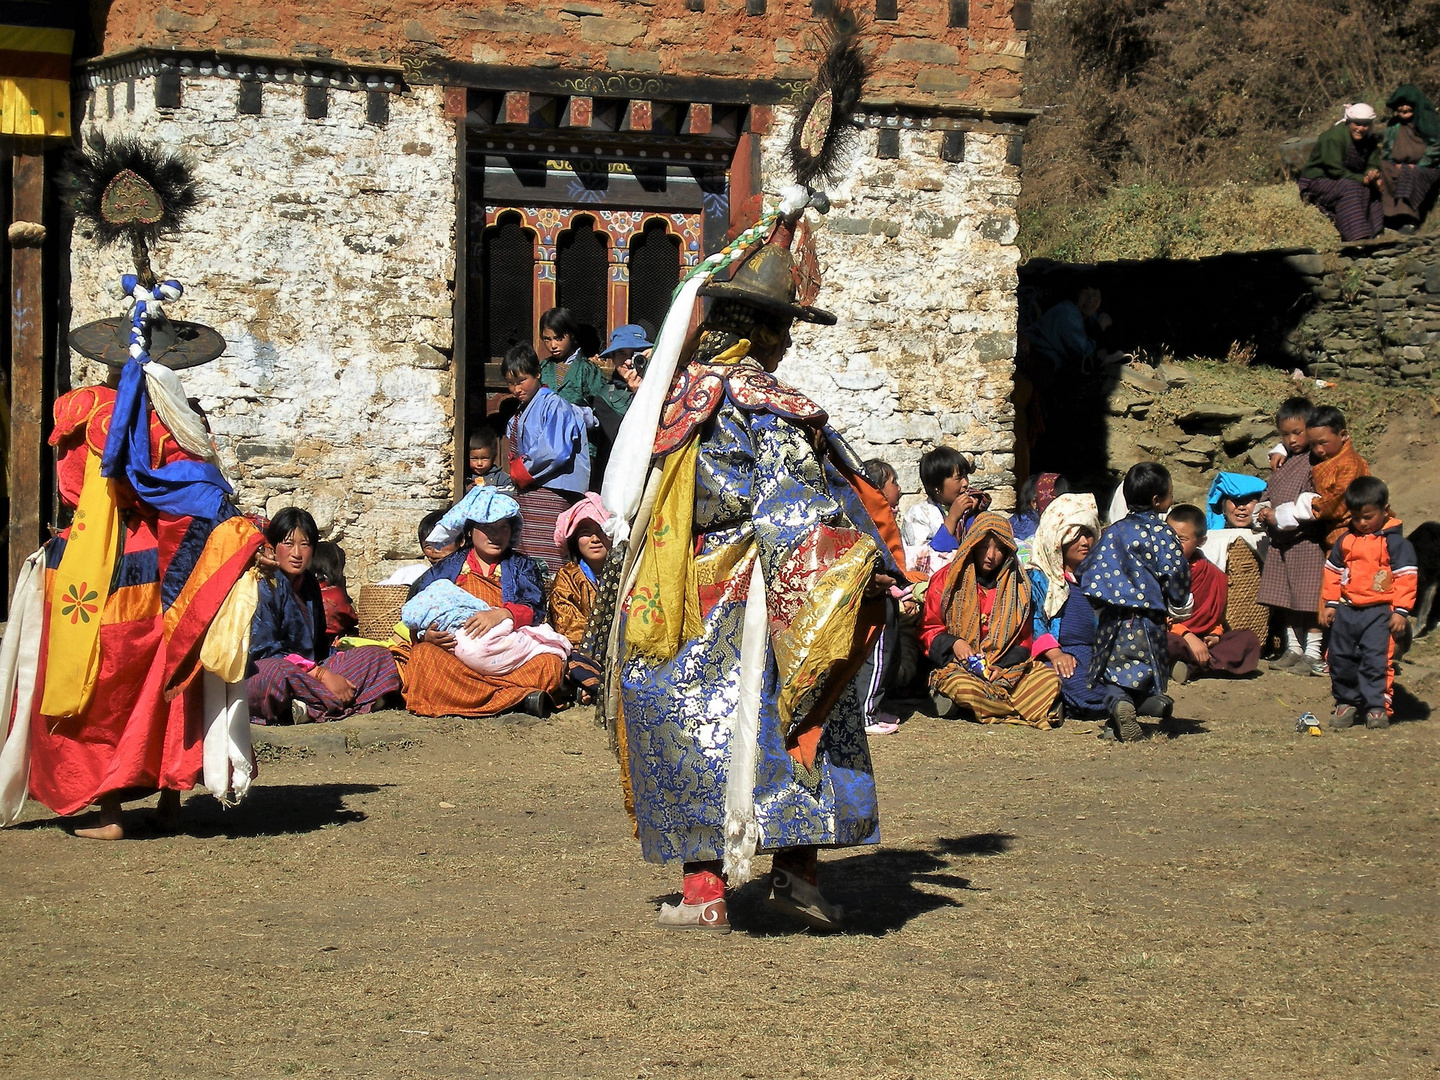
763 117 1022 511
70 76 457 579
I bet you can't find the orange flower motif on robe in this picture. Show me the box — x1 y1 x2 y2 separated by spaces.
61 581 100 624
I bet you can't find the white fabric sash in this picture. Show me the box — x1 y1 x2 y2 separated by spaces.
601 273 708 543
202 672 254 806
143 361 218 461
721 555 769 884
0 550 47 825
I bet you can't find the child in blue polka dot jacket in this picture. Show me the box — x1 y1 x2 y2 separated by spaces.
1079 463 1195 742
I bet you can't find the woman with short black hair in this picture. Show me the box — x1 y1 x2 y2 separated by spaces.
247 508 400 724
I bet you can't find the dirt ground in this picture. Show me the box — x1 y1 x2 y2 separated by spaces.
4 395 1438 1079
2 642 1438 1080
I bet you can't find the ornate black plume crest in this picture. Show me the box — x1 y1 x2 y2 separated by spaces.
786 4 870 189
65 135 200 251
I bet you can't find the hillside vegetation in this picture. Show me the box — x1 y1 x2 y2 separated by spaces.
1020 0 1440 261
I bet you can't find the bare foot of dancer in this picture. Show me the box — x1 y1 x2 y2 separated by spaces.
152 789 182 833
74 796 124 841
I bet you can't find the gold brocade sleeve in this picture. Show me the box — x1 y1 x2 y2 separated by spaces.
623 435 702 662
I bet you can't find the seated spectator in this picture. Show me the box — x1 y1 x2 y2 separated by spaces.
901 446 991 574
1205 472 1267 532
1165 504 1261 683
375 508 455 588
1199 471 1271 645
862 458 902 514
1025 286 1114 373
1026 493 1109 720
401 487 563 718
311 540 358 639
246 508 401 724
1012 471 1069 567
549 493 611 648
1380 85 1440 232
921 512 1061 728
1299 103 1384 242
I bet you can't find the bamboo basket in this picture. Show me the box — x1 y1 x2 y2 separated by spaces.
355 583 409 641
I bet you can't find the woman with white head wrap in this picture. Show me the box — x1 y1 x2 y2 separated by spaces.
1025 493 1111 719
1297 101 1385 241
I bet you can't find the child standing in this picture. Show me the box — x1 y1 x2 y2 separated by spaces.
1321 477 1418 729
503 344 590 572
467 426 513 492
1164 504 1261 682
1257 397 1327 673
1079 462 1193 742
1305 405 1371 547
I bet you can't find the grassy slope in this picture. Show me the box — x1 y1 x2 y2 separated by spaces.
1019 182 1341 264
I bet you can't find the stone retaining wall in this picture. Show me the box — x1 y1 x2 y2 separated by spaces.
1021 236 1440 387
1290 238 1440 385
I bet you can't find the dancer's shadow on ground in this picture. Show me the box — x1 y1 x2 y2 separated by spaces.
182 783 386 837
717 832 1015 937
19 783 387 840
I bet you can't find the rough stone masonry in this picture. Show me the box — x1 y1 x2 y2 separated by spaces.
69 76 459 578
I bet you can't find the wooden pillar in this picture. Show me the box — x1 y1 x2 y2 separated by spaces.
10 147 44 601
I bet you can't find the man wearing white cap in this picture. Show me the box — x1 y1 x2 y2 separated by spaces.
1298 102 1384 241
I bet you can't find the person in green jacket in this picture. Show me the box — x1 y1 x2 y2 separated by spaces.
1298 103 1383 242
1380 84 1440 232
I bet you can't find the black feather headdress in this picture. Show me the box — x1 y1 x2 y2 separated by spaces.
65 136 200 285
786 5 870 189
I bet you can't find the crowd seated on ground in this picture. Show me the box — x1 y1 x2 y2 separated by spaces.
247 339 1409 749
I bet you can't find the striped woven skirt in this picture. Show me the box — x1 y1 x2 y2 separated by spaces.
514 488 577 575
1297 177 1383 242
247 645 400 723
1381 162 1440 220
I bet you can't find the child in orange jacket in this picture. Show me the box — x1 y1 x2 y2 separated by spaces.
1320 476 1418 729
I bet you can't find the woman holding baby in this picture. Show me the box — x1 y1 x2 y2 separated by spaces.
400 487 565 718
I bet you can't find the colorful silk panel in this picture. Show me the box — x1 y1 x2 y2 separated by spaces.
618 396 880 867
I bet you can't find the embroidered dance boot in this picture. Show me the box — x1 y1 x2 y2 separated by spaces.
767 847 844 932
657 865 730 933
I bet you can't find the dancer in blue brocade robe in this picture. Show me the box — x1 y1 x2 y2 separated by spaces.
602 237 908 934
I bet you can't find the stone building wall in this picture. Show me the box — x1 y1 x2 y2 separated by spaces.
770 120 1021 505
69 75 458 576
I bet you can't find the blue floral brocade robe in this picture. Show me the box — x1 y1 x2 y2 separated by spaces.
618 391 888 867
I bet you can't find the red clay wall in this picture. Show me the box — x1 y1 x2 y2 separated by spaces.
94 1 1025 109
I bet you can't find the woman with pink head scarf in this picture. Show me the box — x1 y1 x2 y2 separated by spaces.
548 494 613 704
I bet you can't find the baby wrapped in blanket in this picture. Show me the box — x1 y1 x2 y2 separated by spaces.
405 486 573 676
402 578 569 675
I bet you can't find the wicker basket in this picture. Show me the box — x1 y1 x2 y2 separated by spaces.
1224 539 1270 639
356 583 409 640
